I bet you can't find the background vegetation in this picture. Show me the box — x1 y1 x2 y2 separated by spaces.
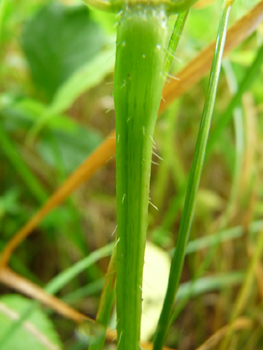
0 0 263 349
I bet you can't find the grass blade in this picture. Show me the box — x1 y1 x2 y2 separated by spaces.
0 127 48 203
165 11 189 74
45 243 113 295
153 2 233 349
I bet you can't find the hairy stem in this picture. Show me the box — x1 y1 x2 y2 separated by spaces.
114 6 168 350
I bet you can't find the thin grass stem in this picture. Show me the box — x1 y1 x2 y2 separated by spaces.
153 2 233 349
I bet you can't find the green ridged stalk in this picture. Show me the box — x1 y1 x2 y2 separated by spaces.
114 7 168 350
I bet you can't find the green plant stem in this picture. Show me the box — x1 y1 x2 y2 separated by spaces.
114 7 168 350
153 3 233 349
178 69 245 327
89 246 117 350
96 246 116 325
88 11 191 349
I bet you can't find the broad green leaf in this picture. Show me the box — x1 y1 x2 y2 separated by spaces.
20 2 107 101
0 294 62 350
28 47 115 140
46 48 115 117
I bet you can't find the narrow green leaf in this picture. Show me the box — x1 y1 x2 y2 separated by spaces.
0 126 48 203
176 271 244 301
183 220 263 256
165 10 189 74
45 243 113 295
153 3 233 349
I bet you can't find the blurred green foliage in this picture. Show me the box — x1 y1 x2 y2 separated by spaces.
21 2 107 101
0 0 262 349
